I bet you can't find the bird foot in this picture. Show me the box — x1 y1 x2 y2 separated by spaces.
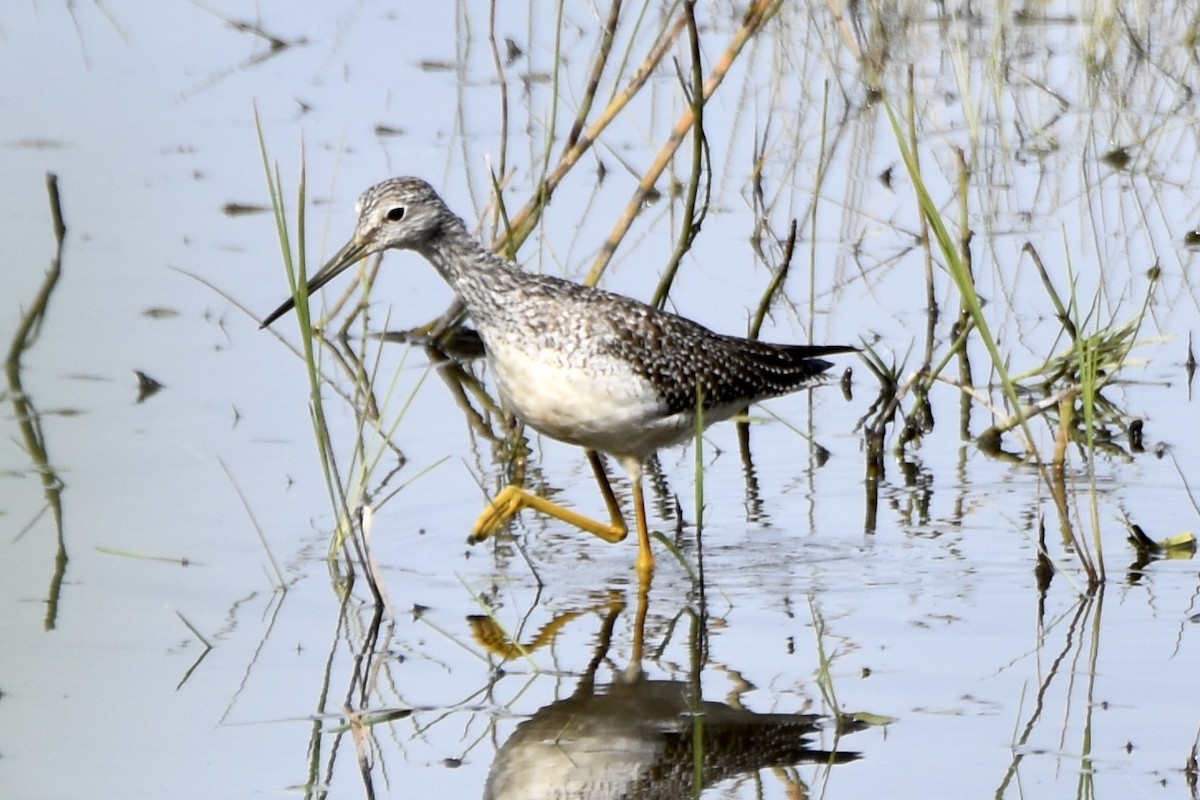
469 483 632 547
469 485 526 543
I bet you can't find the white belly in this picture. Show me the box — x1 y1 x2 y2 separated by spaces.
486 338 695 459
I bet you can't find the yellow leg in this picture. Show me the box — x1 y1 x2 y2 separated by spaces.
470 449 629 544
623 456 655 578
470 452 656 575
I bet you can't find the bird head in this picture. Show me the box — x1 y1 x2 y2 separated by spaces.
260 177 447 328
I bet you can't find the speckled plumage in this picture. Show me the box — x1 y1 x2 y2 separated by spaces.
262 177 855 573
484 676 857 800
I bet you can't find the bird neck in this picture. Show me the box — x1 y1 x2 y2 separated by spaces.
418 214 523 319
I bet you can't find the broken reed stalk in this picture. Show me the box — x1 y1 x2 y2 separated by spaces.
585 0 784 287
651 0 710 310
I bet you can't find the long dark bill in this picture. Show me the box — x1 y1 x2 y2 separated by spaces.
259 237 369 328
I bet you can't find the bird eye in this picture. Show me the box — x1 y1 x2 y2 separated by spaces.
386 206 406 222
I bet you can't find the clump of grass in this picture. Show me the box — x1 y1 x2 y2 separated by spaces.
864 70 1165 587
256 115 442 607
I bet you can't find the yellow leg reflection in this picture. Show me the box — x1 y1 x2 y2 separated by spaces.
470 592 626 661
632 565 650 665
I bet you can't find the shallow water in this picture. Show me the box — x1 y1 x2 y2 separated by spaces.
3 3 1200 798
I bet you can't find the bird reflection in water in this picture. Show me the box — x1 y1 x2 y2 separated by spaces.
471 590 861 800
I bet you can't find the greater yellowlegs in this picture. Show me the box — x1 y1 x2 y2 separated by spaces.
262 177 855 576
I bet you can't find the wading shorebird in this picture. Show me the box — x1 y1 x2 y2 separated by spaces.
262 177 855 576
